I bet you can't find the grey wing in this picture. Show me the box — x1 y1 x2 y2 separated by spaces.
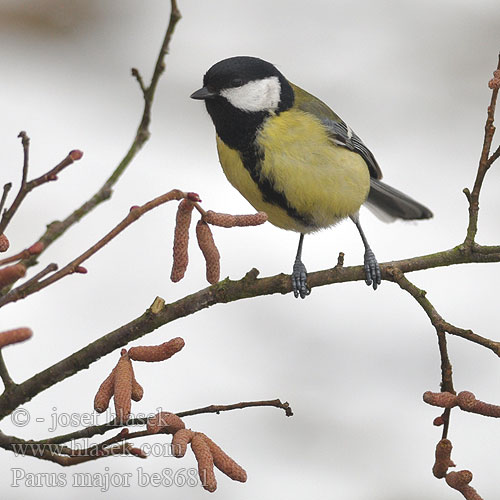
322 118 382 180
290 82 383 179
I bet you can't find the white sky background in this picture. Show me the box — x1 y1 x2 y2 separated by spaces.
0 0 499 498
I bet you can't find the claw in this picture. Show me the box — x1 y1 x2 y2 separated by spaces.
292 258 311 299
364 248 381 290
349 213 382 291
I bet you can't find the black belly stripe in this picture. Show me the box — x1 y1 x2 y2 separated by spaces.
240 146 314 228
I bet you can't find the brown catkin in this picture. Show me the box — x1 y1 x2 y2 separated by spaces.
128 337 185 362
447 470 474 487
171 428 195 458
94 369 115 413
131 368 144 402
113 352 133 423
171 199 194 282
456 391 477 412
147 412 185 434
0 234 9 252
0 263 26 288
202 434 247 483
0 327 33 349
446 471 482 500
432 439 454 479
456 390 500 417
196 220 220 284
423 391 457 408
204 210 268 228
191 433 217 492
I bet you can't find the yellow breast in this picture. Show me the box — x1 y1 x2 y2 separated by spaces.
216 109 370 233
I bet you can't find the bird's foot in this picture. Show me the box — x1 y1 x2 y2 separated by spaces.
292 258 311 299
364 248 381 290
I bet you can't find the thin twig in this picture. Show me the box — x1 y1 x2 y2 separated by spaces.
436 328 454 439
18 131 30 186
0 430 136 466
176 398 293 418
1 263 58 303
57 399 293 456
0 351 15 389
487 144 500 166
7 398 291 450
0 183 12 216
464 53 500 247
388 267 500 356
0 149 83 235
22 0 182 269
192 201 207 217
0 242 44 267
436 329 454 395
131 68 147 95
0 190 185 307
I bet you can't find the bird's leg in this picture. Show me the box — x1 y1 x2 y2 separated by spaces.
292 233 311 299
349 213 381 290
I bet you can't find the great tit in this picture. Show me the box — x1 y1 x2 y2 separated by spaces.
191 56 432 298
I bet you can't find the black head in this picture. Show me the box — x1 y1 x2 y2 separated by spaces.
191 56 294 151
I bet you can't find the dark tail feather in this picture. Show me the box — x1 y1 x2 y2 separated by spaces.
365 178 433 222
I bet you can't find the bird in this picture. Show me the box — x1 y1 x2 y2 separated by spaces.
190 56 432 298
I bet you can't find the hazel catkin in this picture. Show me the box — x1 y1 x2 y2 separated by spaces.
0 327 33 349
432 439 454 479
196 220 220 284
0 234 9 252
94 369 115 413
0 263 26 288
128 337 185 362
203 210 267 228
456 390 500 417
203 434 247 483
171 429 195 458
147 412 185 434
423 391 457 408
131 370 144 402
113 352 133 423
191 433 217 492
445 471 482 500
171 199 194 282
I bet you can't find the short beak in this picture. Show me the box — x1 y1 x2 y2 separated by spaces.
190 86 217 100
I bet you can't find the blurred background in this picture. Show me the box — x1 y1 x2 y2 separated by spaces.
0 0 499 498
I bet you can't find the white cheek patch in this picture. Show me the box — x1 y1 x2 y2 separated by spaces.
220 76 281 112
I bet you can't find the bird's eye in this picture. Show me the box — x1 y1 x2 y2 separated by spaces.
231 78 244 87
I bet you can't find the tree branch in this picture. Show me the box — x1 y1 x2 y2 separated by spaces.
1 242 500 420
0 430 138 466
0 398 291 464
